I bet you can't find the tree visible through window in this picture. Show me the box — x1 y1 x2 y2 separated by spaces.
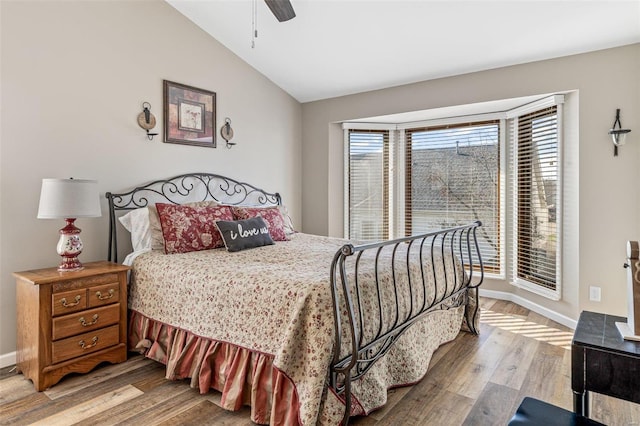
405 121 500 270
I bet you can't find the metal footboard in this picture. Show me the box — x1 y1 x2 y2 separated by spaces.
329 221 484 425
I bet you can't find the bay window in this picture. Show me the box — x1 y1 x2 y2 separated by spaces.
344 94 563 299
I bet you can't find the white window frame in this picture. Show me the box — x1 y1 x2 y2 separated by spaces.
506 95 564 300
342 124 393 240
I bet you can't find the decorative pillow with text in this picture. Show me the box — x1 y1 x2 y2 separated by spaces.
215 217 275 252
156 203 233 254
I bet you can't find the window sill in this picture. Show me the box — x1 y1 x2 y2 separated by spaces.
512 278 561 301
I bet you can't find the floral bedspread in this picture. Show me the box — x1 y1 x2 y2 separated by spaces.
129 233 473 425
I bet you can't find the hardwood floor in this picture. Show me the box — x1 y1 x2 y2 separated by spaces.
1 298 639 425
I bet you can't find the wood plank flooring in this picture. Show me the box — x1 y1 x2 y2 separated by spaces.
1 298 639 425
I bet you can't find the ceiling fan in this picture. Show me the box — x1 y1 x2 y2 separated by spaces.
264 0 296 22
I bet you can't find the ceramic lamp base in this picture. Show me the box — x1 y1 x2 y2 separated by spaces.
57 218 84 272
58 257 84 272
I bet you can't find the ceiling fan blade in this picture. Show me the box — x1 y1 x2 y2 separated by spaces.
264 0 296 22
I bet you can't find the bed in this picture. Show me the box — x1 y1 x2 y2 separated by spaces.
106 172 484 425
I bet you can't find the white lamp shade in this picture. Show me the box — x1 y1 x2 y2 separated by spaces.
37 178 101 219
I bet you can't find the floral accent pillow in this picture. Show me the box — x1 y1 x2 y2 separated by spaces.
231 206 289 241
156 203 233 254
149 201 218 251
215 217 275 252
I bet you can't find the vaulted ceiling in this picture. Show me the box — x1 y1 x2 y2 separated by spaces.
168 0 640 103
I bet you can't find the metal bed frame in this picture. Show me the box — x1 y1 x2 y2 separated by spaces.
105 172 484 425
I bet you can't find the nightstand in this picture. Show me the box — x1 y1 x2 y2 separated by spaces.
571 310 640 417
13 261 130 391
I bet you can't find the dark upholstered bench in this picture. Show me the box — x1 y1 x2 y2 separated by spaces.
509 397 605 426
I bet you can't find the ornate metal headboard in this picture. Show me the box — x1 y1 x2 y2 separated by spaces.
105 172 281 263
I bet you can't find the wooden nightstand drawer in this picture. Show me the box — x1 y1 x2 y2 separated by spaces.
52 273 119 293
52 303 120 340
51 324 120 364
52 288 87 316
88 282 120 308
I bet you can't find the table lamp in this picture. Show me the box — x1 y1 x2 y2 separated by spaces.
37 178 101 271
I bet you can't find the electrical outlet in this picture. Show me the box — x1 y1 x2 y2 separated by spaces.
590 286 601 302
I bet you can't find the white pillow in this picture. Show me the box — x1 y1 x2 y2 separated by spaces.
278 205 296 235
118 208 152 252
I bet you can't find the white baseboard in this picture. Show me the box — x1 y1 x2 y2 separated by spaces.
0 351 16 369
479 289 577 330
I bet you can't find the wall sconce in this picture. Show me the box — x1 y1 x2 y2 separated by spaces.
609 108 631 156
137 102 158 140
220 118 236 149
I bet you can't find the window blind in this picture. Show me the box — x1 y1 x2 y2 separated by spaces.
516 106 559 290
405 121 500 270
347 130 389 241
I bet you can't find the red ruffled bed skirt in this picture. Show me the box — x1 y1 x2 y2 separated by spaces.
128 310 302 425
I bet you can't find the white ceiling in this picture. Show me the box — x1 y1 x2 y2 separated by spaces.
168 0 640 103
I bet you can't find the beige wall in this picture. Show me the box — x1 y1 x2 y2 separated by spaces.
302 44 640 322
0 0 302 361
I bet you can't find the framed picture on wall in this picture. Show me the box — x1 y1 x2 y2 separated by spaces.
163 80 216 148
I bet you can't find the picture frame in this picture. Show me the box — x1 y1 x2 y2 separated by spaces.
163 80 216 148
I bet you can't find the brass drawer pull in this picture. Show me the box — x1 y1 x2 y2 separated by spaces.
78 336 98 350
95 289 114 301
79 314 99 327
61 295 82 308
